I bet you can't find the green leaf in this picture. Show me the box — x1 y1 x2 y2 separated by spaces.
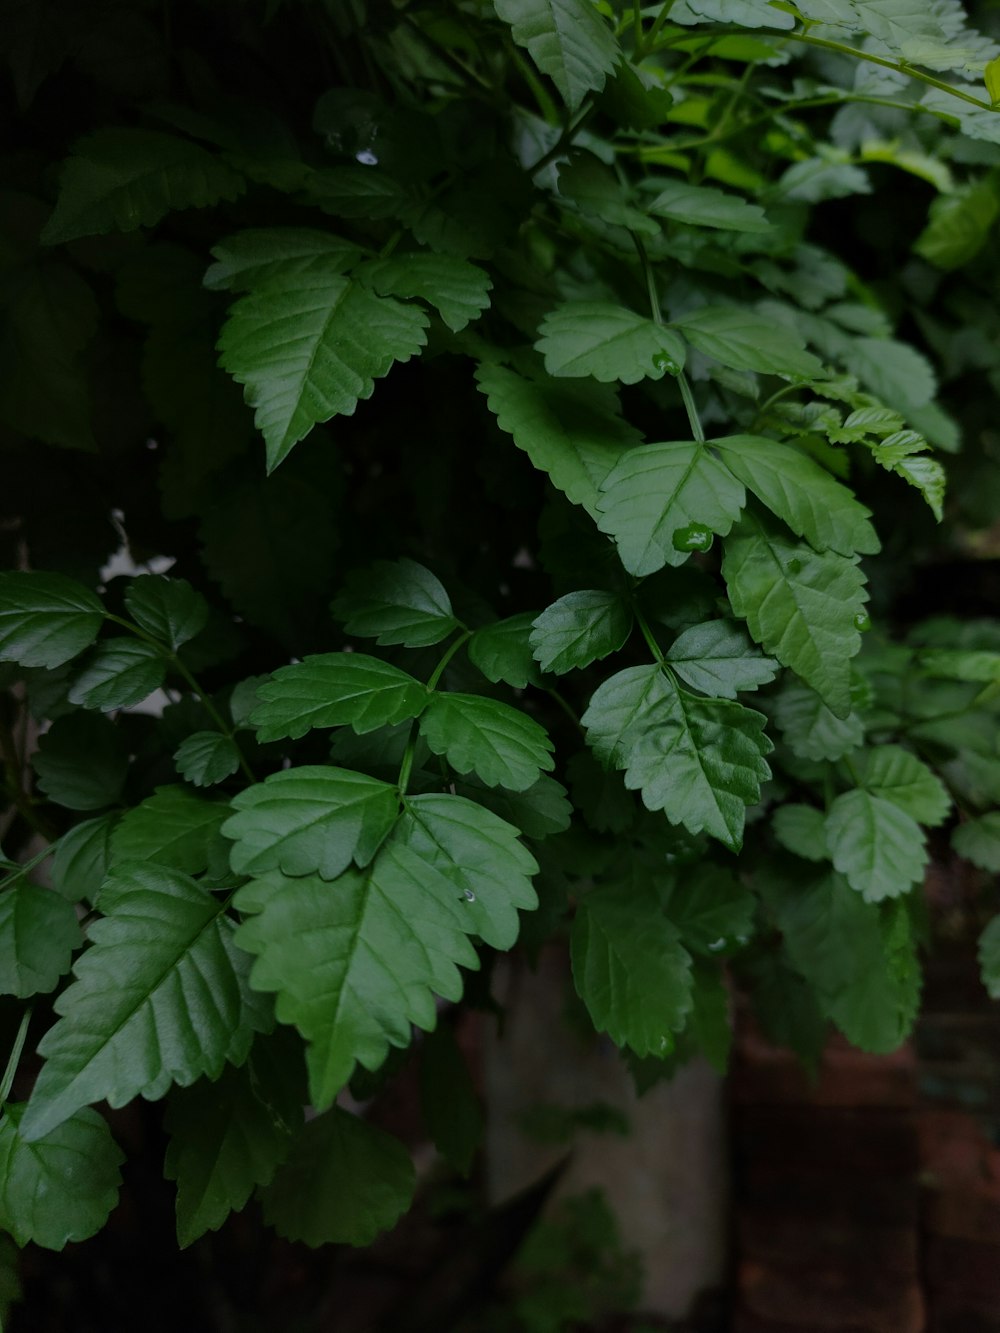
332 559 460 648
571 879 693 1057
986 54 1000 105
857 745 951 825
672 307 822 378
419 1024 484 1176
51 814 118 903
566 750 635 834
0 1104 123 1250
662 864 755 954
841 338 936 415
868 435 946 521
977 915 1000 999
217 260 428 470
173 732 242 787
914 180 1000 271
260 1107 414 1246
722 512 867 716
917 649 1000 683
251 653 427 742
204 228 361 291
952 813 1000 872
0 882 80 997
597 441 746 576
557 154 659 234
41 129 244 245
713 435 879 556
419 693 555 791
0 572 104 669
163 1032 304 1247
222 766 399 879
358 253 492 332
493 0 620 110
771 679 865 761
536 302 686 383
664 620 779 699
32 713 128 811
21 862 272 1142
452 772 573 840
468 613 544 689
673 0 795 28
475 361 641 518
648 180 772 232
582 665 772 850
530 591 633 674
111 786 232 878
123 575 209 650
772 804 830 862
825 790 927 902
67 638 166 711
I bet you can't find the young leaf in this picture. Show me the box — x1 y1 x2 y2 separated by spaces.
51 814 118 903
770 679 865 761
123 575 209 650
664 620 779 699
217 263 428 470
868 436 946 520
173 732 242 787
529 590 633 674
20 862 272 1142
111 786 232 877
332 558 460 647
32 713 128 811
475 361 641 518
536 302 686 383
358 253 492 332
978 915 1000 999
571 879 693 1056
0 1105 123 1250
952 812 1000 872
41 129 244 245
857 745 951 825
825 790 928 902
671 307 822 378
222 766 400 879
0 572 104 669
493 0 620 111
772 804 830 862
662 864 755 955
419 693 555 791
419 1024 483 1176
251 653 428 742
67 639 166 711
648 180 773 232
260 1107 414 1246
722 512 867 717
0 883 80 997
713 434 879 556
468 613 544 689
597 441 746 576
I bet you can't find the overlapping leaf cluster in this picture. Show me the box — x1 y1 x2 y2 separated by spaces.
1 0 1000 1270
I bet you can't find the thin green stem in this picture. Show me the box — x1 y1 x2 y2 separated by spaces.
0 1007 32 1107
678 371 706 444
547 688 585 736
529 98 597 176
633 605 666 664
633 232 663 325
0 844 54 894
752 381 803 431
0 714 57 841
426 630 473 692
636 0 678 60
397 629 474 799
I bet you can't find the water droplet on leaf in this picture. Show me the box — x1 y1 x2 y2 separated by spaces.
671 523 714 553
707 936 727 953
658 1035 671 1054
462 888 476 902
356 149 379 166
653 352 679 375
853 610 871 632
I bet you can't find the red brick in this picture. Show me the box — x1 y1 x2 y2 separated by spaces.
738 1212 917 1275
739 1260 925 1332
734 1031 917 1108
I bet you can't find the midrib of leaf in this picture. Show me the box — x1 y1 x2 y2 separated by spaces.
648 442 705 549
654 666 732 827
276 278 354 448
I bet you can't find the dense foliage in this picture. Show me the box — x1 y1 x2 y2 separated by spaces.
2 0 1000 1295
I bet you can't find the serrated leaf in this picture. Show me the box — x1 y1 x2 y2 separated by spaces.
857 745 951 825
582 664 772 849
771 679 865 761
173 732 242 787
0 572 104 669
672 307 822 378
111 786 231 878
842 337 936 415
0 1105 123 1250
557 154 659 234
672 0 795 28
722 512 867 716
825 789 927 902
332 559 460 648
124 575 209 650
597 441 745 576
475 361 641 518
0 882 80 997
260 1107 414 1246
51 814 118 903
664 620 779 699
914 180 1000 271
493 0 620 110
32 713 128 811
419 1024 483 1176
978 915 1000 999
204 228 361 292
41 129 244 245
662 864 755 954
251 653 427 742
223 766 399 879
218 262 428 470
467 613 543 689
713 434 879 556
772 804 830 861
648 180 773 232
67 638 167 711
164 1032 304 1247
868 439 945 520
536 302 686 383
571 879 693 1057
917 649 1000 683
530 590 632 674
21 862 272 1142
359 253 492 332
419 693 554 791
453 772 572 840
952 813 1000 872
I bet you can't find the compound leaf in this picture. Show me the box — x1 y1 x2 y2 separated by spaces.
359 253 492 332
857 745 951 825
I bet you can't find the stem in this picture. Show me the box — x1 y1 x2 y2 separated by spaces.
678 371 706 444
633 232 663 325
0 714 57 841
547 688 585 736
636 0 678 60
426 630 473 692
633 606 666 664
0 1007 32 1107
529 98 597 176
397 629 474 798
0 844 54 894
